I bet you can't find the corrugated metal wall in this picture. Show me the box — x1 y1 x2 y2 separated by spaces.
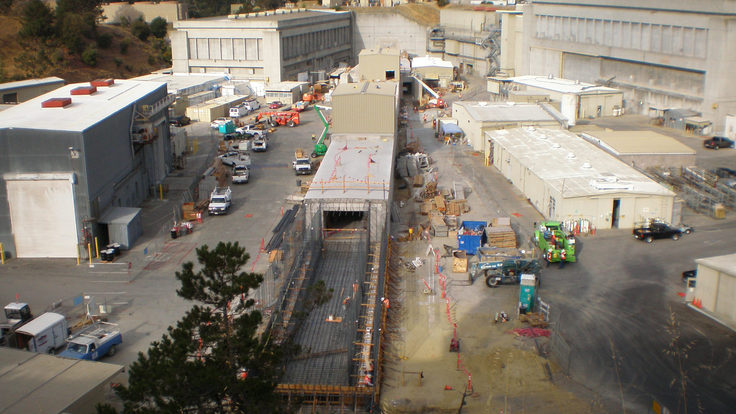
332 93 396 135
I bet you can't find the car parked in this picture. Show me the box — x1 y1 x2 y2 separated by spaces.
682 269 696 282
268 101 283 109
169 115 190 127
714 167 736 178
210 117 230 129
703 136 734 150
632 221 683 243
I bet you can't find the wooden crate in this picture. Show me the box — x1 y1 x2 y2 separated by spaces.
486 226 517 248
434 195 446 213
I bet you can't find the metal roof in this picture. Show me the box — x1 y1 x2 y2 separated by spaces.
131 73 226 94
580 130 696 155
305 134 394 201
0 79 166 133
0 77 64 92
0 347 123 414
454 101 567 124
14 313 65 337
331 81 398 97
696 253 736 276
510 75 621 95
359 47 400 56
265 81 308 92
412 55 454 69
487 128 676 198
98 207 141 225
175 9 348 28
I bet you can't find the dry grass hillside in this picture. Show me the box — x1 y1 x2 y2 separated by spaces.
0 15 169 83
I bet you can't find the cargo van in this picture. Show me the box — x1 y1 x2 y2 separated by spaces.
244 99 260 112
15 312 69 354
229 104 248 118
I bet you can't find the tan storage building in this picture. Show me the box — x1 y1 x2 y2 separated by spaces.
452 101 567 155
0 77 65 104
487 128 676 229
580 130 696 170
264 81 308 105
186 95 248 122
331 81 399 135
412 55 454 86
358 48 400 82
691 253 736 330
489 75 623 126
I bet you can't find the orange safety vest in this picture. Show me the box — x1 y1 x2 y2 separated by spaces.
560 250 566 260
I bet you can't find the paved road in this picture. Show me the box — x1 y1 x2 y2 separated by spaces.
0 107 326 368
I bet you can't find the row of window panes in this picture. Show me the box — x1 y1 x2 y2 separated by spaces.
282 27 350 60
535 15 707 59
188 38 264 61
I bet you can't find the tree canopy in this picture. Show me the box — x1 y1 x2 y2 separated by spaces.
109 242 285 413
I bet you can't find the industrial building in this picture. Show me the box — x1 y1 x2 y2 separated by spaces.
488 75 623 126
331 81 400 135
171 9 352 83
580 130 696 170
0 77 65 104
487 128 676 229
428 5 503 76
411 55 455 88
351 4 438 59
358 48 400 82
0 347 124 414
519 0 736 132
185 95 249 122
0 79 174 258
691 253 736 330
264 81 308 105
451 101 567 154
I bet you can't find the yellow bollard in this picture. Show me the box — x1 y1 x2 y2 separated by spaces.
0 242 4 265
95 237 99 258
193 138 198 154
88 243 93 266
159 184 163 200
77 245 80 265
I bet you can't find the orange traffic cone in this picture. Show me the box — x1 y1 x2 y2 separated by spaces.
444 385 453 390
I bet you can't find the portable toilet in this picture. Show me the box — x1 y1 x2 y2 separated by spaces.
518 273 537 314
219 120 235 134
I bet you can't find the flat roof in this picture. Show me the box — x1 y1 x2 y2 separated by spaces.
0 348 123 414
331 81 398 97
412 55 454 69
99 206 141 225
454 101 567 124
0 77 65 92
487 128 676 198
359 47 400 57
581 130 696 155
305 134 394 201
696 253 736 276
131 73 226 94
175 9 349 29
510 75 621 95
15 313 65 336
0 79 166 133
265 81 308 92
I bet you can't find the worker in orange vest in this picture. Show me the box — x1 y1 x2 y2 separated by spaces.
559 249 567 269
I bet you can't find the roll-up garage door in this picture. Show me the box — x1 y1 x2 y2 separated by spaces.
6 178 78 258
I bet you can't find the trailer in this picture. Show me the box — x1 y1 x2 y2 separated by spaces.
15 312 69 354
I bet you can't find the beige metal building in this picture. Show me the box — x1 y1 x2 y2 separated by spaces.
185 95 249 122
411 56 454 87
487 128 676 229
691 253 736 330
0 77 65 104
358 48 400 82
171 9 352 83
488 75 623 126
0 347 124 414
580 130 696 170
451 101 567 155
264 81 308 105
331 81 399 135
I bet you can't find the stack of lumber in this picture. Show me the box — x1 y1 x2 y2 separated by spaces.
486 226 516 248
182 202 197 221
452 250 468 273
434 195 446 213
519 313 549 328
446 199 469 216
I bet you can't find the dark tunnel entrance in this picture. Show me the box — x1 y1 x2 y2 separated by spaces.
323 210 366 231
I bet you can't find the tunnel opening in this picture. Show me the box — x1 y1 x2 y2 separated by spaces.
323 211 366 232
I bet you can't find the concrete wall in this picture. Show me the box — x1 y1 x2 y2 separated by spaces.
359 53 401 81
102 1 184 24
695 263 736 327
499 13 523 76
353 12 430 58
522 0 736 132
332 92 397 135
440 8 499 33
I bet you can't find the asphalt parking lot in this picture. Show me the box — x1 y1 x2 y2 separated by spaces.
0 105 327 369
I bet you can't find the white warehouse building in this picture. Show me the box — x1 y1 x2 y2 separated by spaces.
487 128 676 230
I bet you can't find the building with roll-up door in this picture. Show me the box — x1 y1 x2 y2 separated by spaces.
0 79 174 259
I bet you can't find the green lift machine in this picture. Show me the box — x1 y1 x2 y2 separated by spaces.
311 105 331 158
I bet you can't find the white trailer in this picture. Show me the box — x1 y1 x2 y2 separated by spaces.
15 312 69 354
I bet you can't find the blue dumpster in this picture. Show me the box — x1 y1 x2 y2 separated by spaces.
457 220 487 254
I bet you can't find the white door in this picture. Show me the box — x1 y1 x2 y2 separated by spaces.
6 178 78 258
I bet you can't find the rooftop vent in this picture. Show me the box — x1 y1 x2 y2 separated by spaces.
478 102 488 106
91 79 114 87
42 97 72 108
552 143 561 148
581 162 592 169
566 152 576 159
71 86 96 95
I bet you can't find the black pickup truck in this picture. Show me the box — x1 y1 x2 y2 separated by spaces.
633 222 683 243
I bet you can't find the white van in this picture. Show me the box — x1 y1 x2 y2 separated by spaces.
244 99 260 112
229 104 248 118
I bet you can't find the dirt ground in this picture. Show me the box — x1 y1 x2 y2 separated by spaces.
378 91 600 413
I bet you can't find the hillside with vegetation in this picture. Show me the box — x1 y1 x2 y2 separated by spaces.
0 0 171 83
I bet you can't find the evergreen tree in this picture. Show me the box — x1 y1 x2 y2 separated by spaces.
19 0 55 39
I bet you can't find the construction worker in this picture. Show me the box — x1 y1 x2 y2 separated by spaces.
311 134 316 142
559 249 567 269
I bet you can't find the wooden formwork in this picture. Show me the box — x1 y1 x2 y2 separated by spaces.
276 384 373 410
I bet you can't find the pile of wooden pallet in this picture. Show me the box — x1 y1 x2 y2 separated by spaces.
486 224 516 248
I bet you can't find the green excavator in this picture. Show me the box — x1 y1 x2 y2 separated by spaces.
311 105 331 158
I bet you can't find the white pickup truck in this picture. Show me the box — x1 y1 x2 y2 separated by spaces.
232 163 250 184
208 187 232 215
293 149 313 175
252 137 268 152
